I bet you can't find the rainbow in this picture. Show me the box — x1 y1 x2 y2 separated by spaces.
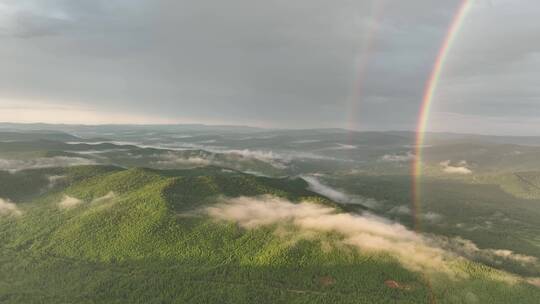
412 0 473 231
346 0 386 132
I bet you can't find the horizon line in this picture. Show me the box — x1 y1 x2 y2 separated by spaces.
2 121 540 138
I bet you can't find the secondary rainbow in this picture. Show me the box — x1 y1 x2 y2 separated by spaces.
412 0 473 231
346 0 386 132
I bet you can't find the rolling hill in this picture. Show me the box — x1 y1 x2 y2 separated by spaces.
0 165 539 303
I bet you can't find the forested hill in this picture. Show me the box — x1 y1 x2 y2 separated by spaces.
0 165 538 303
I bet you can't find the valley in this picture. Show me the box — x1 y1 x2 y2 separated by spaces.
1 125 539 303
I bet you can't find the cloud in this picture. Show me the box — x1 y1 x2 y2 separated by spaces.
379 151 416 162
0 2 74 38
70 148 130 156
152 149 291 171
440 160 473 174
291 139 321 144
302 175 348 202
91 139 353 166
58 195 82 209
302 175 380 209
197 139 217 144
58 192 116 209
242 170 271 177
422 212 443 223
91 191 116 204
207 195 452 273
490 249 537 265
323 144 357 151
151 148 290 169
526 278 540 288
208 195 538 281
388 205 411 215
66 141 139 146
0 157 97 172
0 1 539 134
386 205 443 223
0 198 22 216
153 152 211 167
225 149 289 169
47 175 66 188
433 237 538 267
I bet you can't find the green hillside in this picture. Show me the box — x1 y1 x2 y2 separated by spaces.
473 172 540 200
322 173 540 277
0 165 538 303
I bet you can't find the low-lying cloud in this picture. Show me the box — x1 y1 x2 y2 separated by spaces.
47 175 66 188
433 237 538 267
153 152 211 167
0 157 97 172
74 141 354 169
0 198 22 216
423 212 443 223
207 196 536 281
225 149 289 169
324 144 357 151
440 160 473 175
58 191 116 209
207 195 451 273
291 139 321 144
69 149 130 160
386 205 443 223
58 195 83 209
151 150 288 173
211 147 355 167
379 152 416 162
58 192 116 209
302 175 380 209
91 191 116 204
151 149 290 170
387 205 411 215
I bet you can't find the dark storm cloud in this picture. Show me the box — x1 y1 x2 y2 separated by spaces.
0 0 538 134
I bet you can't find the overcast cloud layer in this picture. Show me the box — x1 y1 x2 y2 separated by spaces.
0 0 538 134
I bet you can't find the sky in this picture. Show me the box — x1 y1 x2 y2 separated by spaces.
0 0 538 135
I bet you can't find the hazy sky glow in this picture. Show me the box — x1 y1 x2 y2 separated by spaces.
0 0 538 134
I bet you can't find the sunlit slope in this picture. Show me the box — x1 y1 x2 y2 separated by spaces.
0 166 538 303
